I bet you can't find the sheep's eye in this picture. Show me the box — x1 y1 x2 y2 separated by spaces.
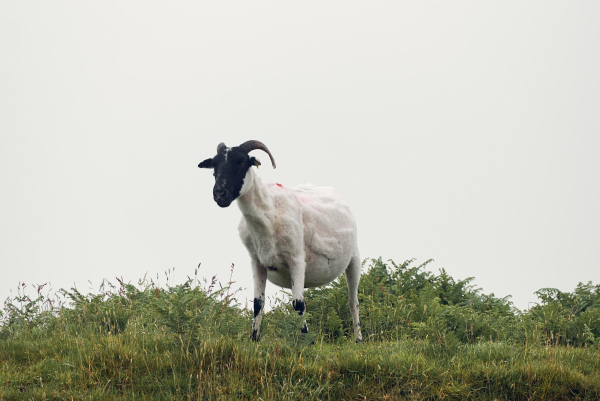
241 162 247 168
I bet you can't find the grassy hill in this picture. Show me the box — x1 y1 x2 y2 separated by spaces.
1 259 599 400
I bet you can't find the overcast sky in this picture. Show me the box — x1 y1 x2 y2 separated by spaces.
1 2 598 311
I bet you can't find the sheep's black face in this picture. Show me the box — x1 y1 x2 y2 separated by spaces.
198 145 259 208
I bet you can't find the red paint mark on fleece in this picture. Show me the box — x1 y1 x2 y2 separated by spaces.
276 183 283 188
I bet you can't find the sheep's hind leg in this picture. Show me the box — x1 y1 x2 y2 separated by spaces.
251 258 267 341
345 255 363 342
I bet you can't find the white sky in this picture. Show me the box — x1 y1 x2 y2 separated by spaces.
1 2 598 311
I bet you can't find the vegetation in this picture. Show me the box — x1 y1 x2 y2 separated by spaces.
1 259 599 400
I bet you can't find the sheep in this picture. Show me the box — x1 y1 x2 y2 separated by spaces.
198 140 362 342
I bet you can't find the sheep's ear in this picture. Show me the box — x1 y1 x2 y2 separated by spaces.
198 158 214 169
250 157 261 168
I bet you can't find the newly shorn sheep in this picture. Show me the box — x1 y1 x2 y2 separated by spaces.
198 140 362 342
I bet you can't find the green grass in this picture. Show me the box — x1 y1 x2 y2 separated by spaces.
1 259 599 400
2 329 599 400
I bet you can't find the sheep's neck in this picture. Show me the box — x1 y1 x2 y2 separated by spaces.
237 171 275 236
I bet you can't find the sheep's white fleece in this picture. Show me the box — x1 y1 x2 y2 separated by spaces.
237 169 359 289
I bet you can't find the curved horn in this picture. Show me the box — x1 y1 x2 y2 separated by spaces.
238 140 277 168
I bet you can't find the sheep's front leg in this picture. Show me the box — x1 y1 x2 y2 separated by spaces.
251 257 267 341
290 258 308 334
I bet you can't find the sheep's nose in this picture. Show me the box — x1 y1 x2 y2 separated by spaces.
214 190 225 200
